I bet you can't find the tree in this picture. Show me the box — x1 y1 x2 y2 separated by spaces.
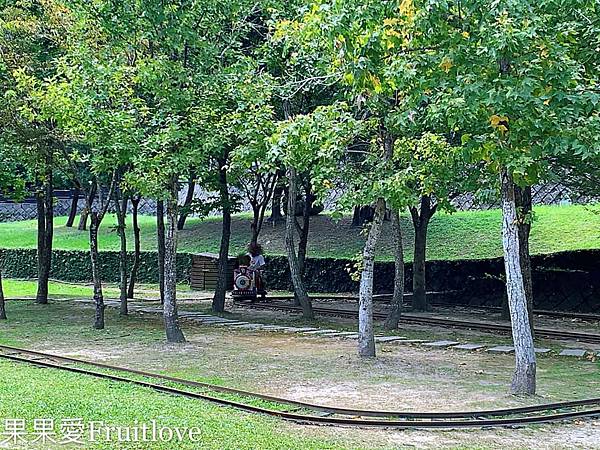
405 0 600 394
65 186 80 227
269 103 361 319
177 171 196 231
234 162 279 247
277 0 423 353
357 197 386 356
87 173 118 329
0 271 5 321
101 0 247 342
14 29 141 329
156 200 166 304
393 134 473 312
0 0 71 306
0 145 26 320
192 66 275 313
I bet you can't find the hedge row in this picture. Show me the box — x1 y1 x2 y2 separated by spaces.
1 248 598 312
0 248 191 284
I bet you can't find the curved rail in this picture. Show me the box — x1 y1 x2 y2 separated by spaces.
1 345 600 428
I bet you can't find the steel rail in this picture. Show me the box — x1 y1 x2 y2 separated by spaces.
2 350 600 429
243 302 600 344
2 345 600 425
264 293 600 322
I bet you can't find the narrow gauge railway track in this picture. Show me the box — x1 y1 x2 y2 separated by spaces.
1 345 600 429
242 302 600 344
267 294 600 322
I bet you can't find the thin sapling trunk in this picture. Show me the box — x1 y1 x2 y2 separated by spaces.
127 195 141 299
293 181 313 306
409 195 437 312
285 167 313 319
66 187 80 227
90 214 105 329
163 186 186 343
177 172 195 231
384 209 404 330
88 174 117 330
36 151 53 305
213 158 232 313
78 183 97 231
157 200 166 304
0 270 6 320
114 191 129 315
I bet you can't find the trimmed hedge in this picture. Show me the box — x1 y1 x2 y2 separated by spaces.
0 248 191 284
1 247 598 312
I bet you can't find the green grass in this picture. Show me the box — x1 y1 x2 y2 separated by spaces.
2 279 95 298
0 302 350 449
0 204 598 261
1 300 599 448
0 360 346 449
0 279 189 299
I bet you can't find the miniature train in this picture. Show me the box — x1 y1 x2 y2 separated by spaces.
231 266 267 301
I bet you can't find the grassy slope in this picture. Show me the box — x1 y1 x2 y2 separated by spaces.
0 204 598 261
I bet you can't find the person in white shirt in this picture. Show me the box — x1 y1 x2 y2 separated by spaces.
247 242 266 294
248 242 266 270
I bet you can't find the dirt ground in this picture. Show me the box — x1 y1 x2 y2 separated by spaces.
10 297 592 449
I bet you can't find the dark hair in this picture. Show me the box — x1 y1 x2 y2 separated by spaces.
248 242 263 257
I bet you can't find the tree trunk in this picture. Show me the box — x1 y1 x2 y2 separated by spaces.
352 205 376 226
293 183 313 306
36 154 53 305
78 183 96 231
501 187 534 330
500 168 536 396
268 170 285 224
409 196 436 312
412 221 427 311
212 159 231 313
358 198 386 358
285 167 313 319
385 209 404 330
297 187 313 274
515 185 534 338
157 200 166 304
177 173 195 231
163 188 186 343
89 215 105 330
66 187 80 227
127 196 141 299
250 205 260 246
114 193 128 316
35 190 48 304
0 270 6 320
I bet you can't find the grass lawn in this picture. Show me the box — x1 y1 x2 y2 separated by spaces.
0 279 190 299
0 303 352 450
0 204 598 261
0 360 347 450
1 300 599 448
